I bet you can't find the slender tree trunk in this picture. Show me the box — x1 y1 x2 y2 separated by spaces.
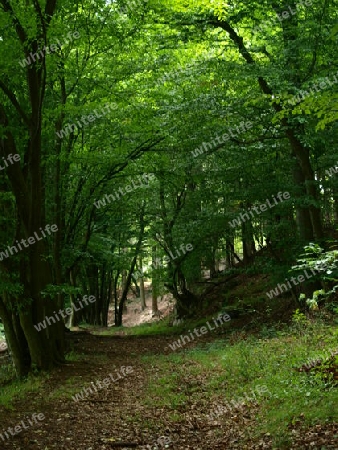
116 206 145 326
0 296 27 377
139 257 146 310
114 271 120 326
151 245 159 315
211 19 323 242
292 157 314 242
226 235 235 268
242 218 255 263
103 269 112 327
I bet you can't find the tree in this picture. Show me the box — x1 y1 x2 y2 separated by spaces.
0 0 65 375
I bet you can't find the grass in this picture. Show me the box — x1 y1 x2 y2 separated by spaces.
65 350 86 361
0 372 46 409
47 376 83 401
0 349 97 406
0 310 336 447
94 313 233 337
94 320 184 336
0 360 16 386
140 317 338 447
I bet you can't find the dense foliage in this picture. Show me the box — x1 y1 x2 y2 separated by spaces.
0 0 337 375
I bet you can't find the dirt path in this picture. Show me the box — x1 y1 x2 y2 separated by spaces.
0 332 337 450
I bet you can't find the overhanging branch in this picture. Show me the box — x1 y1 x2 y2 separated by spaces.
0 80 30 127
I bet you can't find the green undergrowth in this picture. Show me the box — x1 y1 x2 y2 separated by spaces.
140 319 338 448
94 313 233 337
47 376 84 401
0 372 46 410
0 352 108 406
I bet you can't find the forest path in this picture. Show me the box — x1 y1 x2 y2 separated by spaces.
0 331 337 449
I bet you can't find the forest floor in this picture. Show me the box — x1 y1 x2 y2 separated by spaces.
0 321 337 450
0 272 337 449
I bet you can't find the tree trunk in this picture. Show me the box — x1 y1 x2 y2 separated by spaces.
114 271 120 326
292 157 314 242
151 245 159 315
0 0 63 374
139 257 146 310
116 206 145 326
241 217 255 263
0 296 27 377
211 19 323 242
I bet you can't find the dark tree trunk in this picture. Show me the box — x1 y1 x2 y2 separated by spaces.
0 0 64 375
116 206 145 326
0 296 28 377
210 19 323 243
225 235 235 268
241 218 255 263
292 156 314 242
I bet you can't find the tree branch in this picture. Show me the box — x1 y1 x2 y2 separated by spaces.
0 103 31 234
0 80 30 127
209 19 274 98
0 0 27 44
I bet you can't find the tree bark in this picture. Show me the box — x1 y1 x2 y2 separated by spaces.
0 296 27 377
139 257 146 310
151 245 159 315
0 0 64 374
116 206 145 326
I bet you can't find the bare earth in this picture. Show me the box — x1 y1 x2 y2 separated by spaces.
0 330 337 450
